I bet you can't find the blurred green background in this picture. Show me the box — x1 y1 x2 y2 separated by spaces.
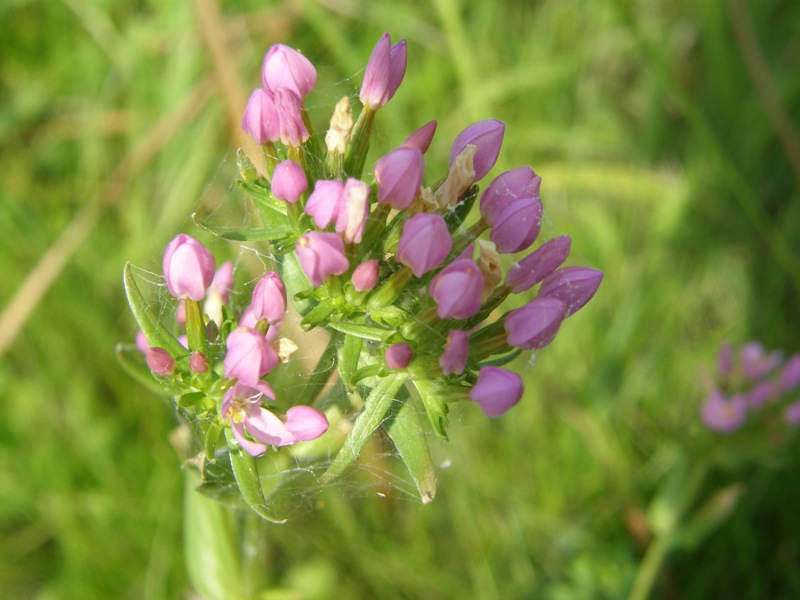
2 0 799 598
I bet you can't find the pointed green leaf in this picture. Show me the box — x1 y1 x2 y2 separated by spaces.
385 388 437 504
338 334 363 391
412 380 450 441
224 429 286 524
321 373 409 483
123 262 186 357
192 217 295 242
328 320 393 342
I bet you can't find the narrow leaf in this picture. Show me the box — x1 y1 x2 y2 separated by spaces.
328 320 393 342
338 334 363 392
224 429 286 524
385 387 437 504
123 263 186 357
193 217 295 242
412 380 450 441
321 373 408 483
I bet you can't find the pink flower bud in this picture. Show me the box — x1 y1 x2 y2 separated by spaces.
210 262 234 305
296 232 349 287
469 366 523 418
272 160 308 204
284 405 329 441
374 147 424 210
190 351 208 374
146 347 176 376
386 342 414 369
250 272 287 326
224 327 279 386
163 234 216 301
504 297 566 350
450 120 505 181
360 33 407 110
396 213 452 277
274 88 309 147
135 330 149 354
505 236 571 293
402 120 437 155
538 267 603 317
241 88 279 145
489 197 543 254
430 259 484 319
261 44 317 99
335 178 370 244
701 391 747 433
480 166 542 225
305 179 344 229
440 329 469 376
352 260 380 291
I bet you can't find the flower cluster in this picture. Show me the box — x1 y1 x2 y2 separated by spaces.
126 33 602 511
701 341 800 433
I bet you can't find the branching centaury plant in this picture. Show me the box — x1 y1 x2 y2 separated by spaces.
122 34 603 520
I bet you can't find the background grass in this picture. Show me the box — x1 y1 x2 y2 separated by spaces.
1 0 799 598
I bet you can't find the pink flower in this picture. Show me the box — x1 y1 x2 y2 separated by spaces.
162 234 216 301
739 342 782 381
489 197 543 254
430 258 484 319
374 147 424 210
505 297 566 350
779 355 800 393
440 329 469 376
396 213 452 277
284 406 329 441
296 232 349 287
250 272 287 326
305 179 344 229
450 120 505 181
190 351 208 374
352 260 380 292
402 120 437 154
274 88 309 147
146 347 175 376
505 236 571 293
360 33 407 110
538 267 603 317
222 383 296 457
386 342 414 369
261 44 317 99
469 367 523 418
241 88 279 145
209 262 235 305
271 160 308 204
701 391 747 433
224 327 279 386
335 178 370 244
784 400 800 426
135 330 149 354
480 166 542 225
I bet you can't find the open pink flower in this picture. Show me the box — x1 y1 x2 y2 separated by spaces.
222 383 296 457
701 391 747 433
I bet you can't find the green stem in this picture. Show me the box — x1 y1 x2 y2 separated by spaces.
240 509 270 598
628 537 669 600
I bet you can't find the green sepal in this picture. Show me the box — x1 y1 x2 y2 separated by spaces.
224 428 286 523
412 380 450 441
385 387 437 504
321 373 409 483
327 320 393 342
177 391 205 409
279 252 314 315
300 301 336 330
123 262 186 358
477 348 522 368
369 306 410 329
193 447 246 510
343 105 375 179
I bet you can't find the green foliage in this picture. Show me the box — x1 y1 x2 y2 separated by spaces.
2 0 799 598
